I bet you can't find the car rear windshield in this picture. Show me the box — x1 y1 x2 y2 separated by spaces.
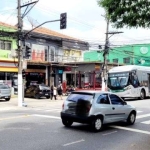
39 85 50 90
0 84 9 89
67 92 94 102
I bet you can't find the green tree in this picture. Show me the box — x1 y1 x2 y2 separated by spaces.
97 0 150 28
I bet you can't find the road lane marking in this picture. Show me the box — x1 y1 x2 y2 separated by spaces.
141 120 150 124
32 114 150 134
32 114 61 119
63 139 85 146
136 113 150 119
111 126 150 135
0 115 30 121
102 131 117 136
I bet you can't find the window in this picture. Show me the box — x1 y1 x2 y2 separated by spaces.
97 94 110 104
130 72 139 88
0 40 11 50
49 46 55 61
45 47 48 61
123 57 130 64
113 59 118 63
67 93 94 102
0 84 9 89
109 94 124 105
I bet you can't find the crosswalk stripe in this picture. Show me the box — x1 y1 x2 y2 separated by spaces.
137 113 150 119
141 120 150 124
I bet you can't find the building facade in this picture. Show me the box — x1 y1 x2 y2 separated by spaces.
83 44 150 66
0 22 89 92
0 23 18 88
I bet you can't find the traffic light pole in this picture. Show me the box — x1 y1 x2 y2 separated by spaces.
17 0 24 107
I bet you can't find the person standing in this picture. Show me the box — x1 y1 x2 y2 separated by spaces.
57 82 63 100
50 85 54 100
53 86 57 100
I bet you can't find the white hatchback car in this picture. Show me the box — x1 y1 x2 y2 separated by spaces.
61 90 136 132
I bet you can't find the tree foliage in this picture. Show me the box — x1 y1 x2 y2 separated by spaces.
97 0 150 28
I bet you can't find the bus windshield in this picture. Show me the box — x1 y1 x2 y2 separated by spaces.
108 72 129 90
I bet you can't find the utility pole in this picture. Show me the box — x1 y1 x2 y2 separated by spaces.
102 17 109 91
17 0 23 107
101 16 123 91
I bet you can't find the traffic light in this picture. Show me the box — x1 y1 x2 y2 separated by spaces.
60 13 67 29
25 44 31 59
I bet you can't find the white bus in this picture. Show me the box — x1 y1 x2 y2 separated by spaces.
107 65 150 100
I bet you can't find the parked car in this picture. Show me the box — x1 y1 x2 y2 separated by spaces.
24 84 50 99
0 84 11 101
61 90 136 132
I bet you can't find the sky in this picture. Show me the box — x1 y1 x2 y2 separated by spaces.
1 0 150 49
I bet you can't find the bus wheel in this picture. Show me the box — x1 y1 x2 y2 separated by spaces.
139 90 145 100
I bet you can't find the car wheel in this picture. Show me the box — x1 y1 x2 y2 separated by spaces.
139 90 145 100
35 94 40 99
92 117 103 132
127 112 136 125
5 98 10 101
62 119 73 127
46 96 50 99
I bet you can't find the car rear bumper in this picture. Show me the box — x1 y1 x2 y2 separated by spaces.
61 112 94 124
39 93 50 97
0 95 11 99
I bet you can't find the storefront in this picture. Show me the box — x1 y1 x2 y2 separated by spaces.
0 59 18 87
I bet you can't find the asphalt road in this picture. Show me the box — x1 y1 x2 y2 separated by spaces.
0 97 150 150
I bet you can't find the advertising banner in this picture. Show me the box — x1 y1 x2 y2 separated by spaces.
32 44 45 61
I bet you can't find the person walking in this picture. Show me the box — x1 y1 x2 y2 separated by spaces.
53 86 57 100
50 85 54 100
57 82 63 100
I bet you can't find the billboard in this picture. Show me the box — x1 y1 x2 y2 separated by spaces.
31 44 46 61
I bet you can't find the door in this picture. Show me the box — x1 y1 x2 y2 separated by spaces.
96 94 113 123
108 94 127 122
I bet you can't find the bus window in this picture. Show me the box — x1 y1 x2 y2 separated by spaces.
130 72 139 88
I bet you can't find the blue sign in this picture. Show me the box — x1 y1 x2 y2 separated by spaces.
58 70 63 74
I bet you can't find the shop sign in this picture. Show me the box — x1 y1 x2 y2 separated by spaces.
140 47 149 54
58 70 63 74
95 64 100 70
65 67 71 71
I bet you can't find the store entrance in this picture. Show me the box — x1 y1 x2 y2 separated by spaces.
25 72 45 86
66 73 74 86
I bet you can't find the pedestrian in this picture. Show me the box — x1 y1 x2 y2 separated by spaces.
57 82 63 100
53 86 57 100
50 85 54 100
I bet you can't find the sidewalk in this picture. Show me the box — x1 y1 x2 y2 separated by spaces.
0 95 67 110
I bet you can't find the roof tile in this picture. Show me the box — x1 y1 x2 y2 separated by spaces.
0 21 78 40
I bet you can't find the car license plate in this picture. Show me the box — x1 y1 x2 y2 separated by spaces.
5 97 8 98
45 94 48 95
